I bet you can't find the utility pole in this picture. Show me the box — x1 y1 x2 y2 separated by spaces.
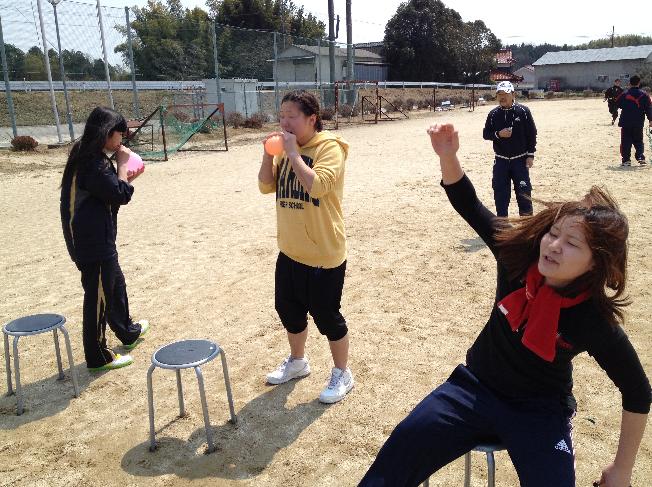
280 0 285 50
611 26 614 48
346 0 352 81
328 0 335 85
345 0 353 105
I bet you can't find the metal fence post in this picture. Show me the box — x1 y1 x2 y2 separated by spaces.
273 32 279 114
96 0 114 109
125 7 140 119
211 21 222 105
52 2 74 141
36 0 63 144
317 38 323 105
0 14 17 139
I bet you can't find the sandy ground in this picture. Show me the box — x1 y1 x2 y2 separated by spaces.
0 98 650 487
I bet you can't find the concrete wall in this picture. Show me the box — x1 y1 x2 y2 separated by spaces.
204 79 259 116
534 58 651 90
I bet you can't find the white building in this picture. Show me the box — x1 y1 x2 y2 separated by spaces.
532 45 652 90
513 65 535 89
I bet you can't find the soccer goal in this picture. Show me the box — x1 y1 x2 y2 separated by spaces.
125 103 228 161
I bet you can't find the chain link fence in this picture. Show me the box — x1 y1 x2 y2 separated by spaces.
0 0 490 148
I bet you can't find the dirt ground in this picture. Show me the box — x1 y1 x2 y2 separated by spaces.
0 98 650 487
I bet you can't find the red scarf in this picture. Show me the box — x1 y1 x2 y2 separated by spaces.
497 264 590 362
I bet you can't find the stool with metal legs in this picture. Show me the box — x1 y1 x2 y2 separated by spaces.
147 339 237 453
422 443 505 487
3 313 79 415
464 443 505 487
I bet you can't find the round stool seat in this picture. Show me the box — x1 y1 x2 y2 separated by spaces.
473 443 505 453
147 338 236 452
153 339 219 369
4 314 65 335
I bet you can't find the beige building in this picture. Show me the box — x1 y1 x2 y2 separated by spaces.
273 44 388 83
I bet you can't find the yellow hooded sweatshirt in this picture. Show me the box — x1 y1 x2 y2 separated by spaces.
259 130 349 268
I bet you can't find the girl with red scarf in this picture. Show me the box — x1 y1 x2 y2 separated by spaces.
359 124 650 487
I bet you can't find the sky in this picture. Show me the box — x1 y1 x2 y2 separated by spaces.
4 0 651 71
94 0 652 46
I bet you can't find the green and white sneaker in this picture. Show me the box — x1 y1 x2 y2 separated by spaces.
88 354 134 371
124 320 150 351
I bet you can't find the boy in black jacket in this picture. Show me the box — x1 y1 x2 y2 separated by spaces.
616 75 652 166
604 79 623 125
483 81 537 217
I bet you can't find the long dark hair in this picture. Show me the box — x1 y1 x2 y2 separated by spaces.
61 106 127 187
495 186 630 326
281 90 323 131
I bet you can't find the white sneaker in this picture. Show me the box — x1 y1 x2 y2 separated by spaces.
319 367 354 404
266 356 311 385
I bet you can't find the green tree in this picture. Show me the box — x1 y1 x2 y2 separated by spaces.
48 48 61 81
116 0 325 82
1 44 25 80
458 20 501 83
62 50 94 80
207 0 325 37
24 47 46 81
579 34 652 49
383 0 468 81
507 43 567 68
206 0 326 80
116 0 213 81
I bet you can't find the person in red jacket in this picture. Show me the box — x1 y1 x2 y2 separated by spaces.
616 75 652 166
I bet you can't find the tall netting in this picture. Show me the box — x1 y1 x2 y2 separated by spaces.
0 0 61 141
0 1 398 149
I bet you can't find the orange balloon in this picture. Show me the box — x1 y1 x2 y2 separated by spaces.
265 135 284 156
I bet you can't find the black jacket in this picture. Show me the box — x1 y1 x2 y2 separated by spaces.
616 87 652 128
604 84 623 103
443 174 651 414
60 156 134 263
483 103 537 160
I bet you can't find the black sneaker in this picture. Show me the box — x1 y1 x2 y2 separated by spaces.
621 160 631 167
636 157 646 165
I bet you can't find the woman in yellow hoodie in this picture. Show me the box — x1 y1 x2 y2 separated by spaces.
258 90 353 404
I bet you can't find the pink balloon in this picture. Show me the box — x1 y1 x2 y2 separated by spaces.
126 152 145 180
126 152 144 173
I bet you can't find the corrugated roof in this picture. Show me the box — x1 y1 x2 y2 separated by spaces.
533 45 652 65
294 44 381 60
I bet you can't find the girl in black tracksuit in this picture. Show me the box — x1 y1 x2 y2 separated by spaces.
60 107 146 370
